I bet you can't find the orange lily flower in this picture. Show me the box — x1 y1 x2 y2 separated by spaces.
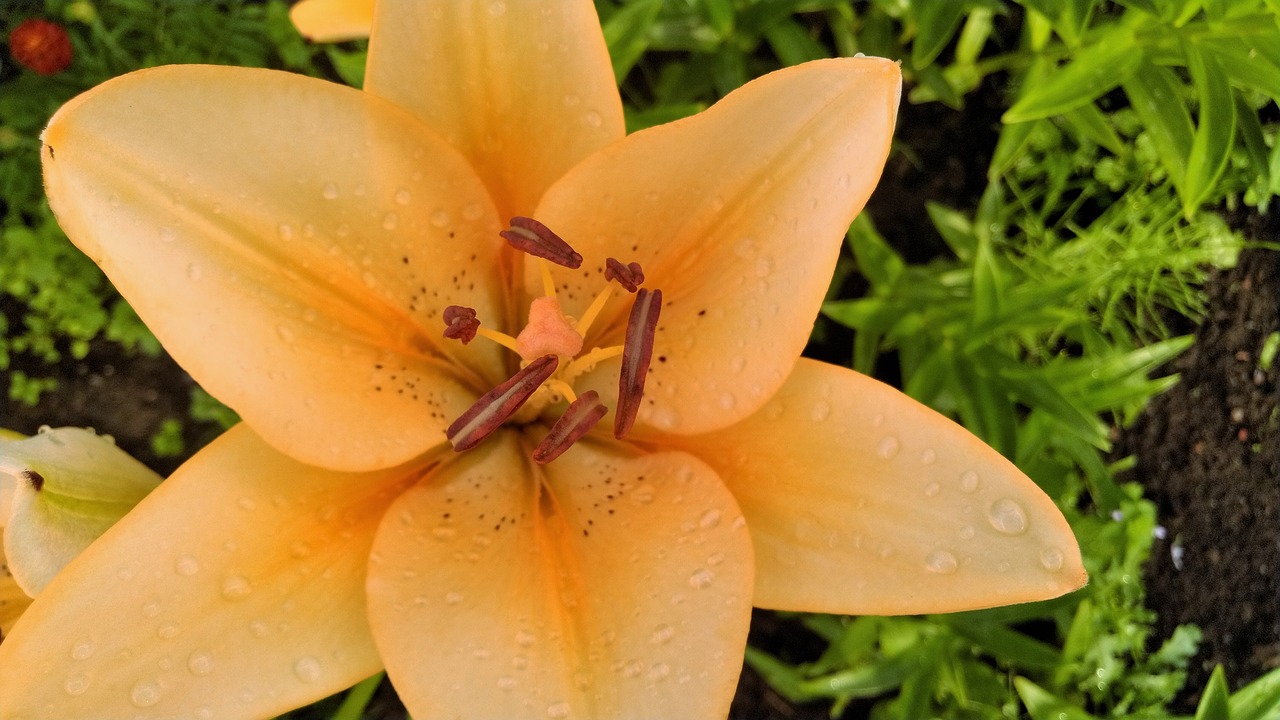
0 1 1085 717
290 0 374 42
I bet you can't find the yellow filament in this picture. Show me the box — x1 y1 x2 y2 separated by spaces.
476 327 520 352
563 345 624 383
546 379 578 404
575 284 615 336
537 258 557 301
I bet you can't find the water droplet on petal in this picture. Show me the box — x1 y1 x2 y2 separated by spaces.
650 624 675 644
959 470 979 492
923 482 941 497
515 630 535 647
194 705 215 719
810 402 831 421
463 203 484 220
394 189 412 205
688 568 714 589
1040 547 1065 571
497 675 516 690
429 209 450 227
584 110 603 128
293 656 322 683
188 649 215 676
987 498 1028 535
920 449 937 464
698 509 722 529
546 701 571 718
381 212 399 230
70 638 95 660
321 182 339 200
876 435 900 459
959 525 975 539
445 591 464 605
488 1 507 16
925 549 958 574
130 680 162 707
186 263 203 281
174 555 200 576
157 622 181 639
221 575 253 600
64 673 91 696
159 227 177 243
630 484 657 505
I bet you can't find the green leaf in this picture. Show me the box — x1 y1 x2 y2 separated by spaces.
911 0 967 68
1235 94 1272 198
1230 664 1280 720
970 236 1003 327
954 7 995 65
701 0 735 38
945 619 1063 670
1060 102 1125 154
1198 36 1280 100
1123 61 1195 191
848 215 904 286
602 0 664 82
1015 677 1098 720
925 202 977 262
1003 27 1143 122
1195 666 1231 720
764 17 831 66
1183 43 1238 215
329 674 384 720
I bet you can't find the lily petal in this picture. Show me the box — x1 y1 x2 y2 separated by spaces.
367 432 753 720
537 58 901 435
290 0 375 42
669 359 1086 615
0 561 31 639
42 65 507 471
365 0 624 218
0 427 161 596
0 425 415 718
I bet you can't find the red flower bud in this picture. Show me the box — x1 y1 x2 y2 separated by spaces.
8 18 73 76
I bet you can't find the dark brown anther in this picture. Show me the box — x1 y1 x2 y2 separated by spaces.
442 305 480 344
532 391 608 464
500 217 583 269
447 355 559 452
22 469 44 492
614 288 661 438
604 258 644 293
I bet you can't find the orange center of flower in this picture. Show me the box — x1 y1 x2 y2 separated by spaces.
441 217 661 463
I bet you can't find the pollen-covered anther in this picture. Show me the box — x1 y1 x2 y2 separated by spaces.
604 258 645 293
500 216 583 269
615 288 662 438
442 305 480 344
446 355 559 452
532 391 608 464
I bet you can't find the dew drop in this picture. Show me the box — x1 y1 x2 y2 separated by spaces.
547 701 571 718
497 675 517 690
698 509 722 529
630 483 657 505
221 575 253 600
236 496 257 511
188 649 215 676
584 110 603 128
141 600 161 618
987 498 1029 535
394 189 412 205
381 212 399 230
159 226 177 243
488 0 506 16
876 435 900 459
431 525 457 541
650 623 675 645
688 568 714 589
429 209 450 227
920 449 937 464
248 620 269 638
445 591 464 605
648 662 671 682
959 470 979 493
1040 547 1065 571
810 401 831 422
64 673 91 696
515 630 535 647
194 705 215 719
293 656 322 683
925 549 958 574
70 638 95 661
462 202 484 220
923 482 941 497
157 622 181 639
717 393 736 410
130 680 162 708
186 263 203 281
321 182 339 199
755 257 774 277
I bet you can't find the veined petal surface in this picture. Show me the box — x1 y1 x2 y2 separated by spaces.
366 0 624 219
537 58 901 435
367 432 753 720
0 425 415 719
669 359 1086 615
43 65 507 471
290 0 375 41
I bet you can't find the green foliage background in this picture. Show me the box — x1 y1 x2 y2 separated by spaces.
2 0 1278 718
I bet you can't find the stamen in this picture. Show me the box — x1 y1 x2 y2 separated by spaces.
538 258 557 300
615 288 661 438
446 355 559 452
546 379 578 404
476 327 520 352
562 345 624 383
575 284 614 336
533 391 608 464
500 217 583 269
604 258 644 292
442 305 480 344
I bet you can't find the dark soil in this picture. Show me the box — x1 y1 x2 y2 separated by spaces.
1116 231 1280 704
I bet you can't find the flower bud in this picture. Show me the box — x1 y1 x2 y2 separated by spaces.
7 18 74 76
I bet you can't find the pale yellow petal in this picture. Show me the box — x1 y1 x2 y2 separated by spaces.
0 424 417 718
366 432 753 720
537 58 901 435
0 427 161 596
43 65 508 472
290 0 375 41
366 0 624 218
667 359 1086 615
0 559 32 639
